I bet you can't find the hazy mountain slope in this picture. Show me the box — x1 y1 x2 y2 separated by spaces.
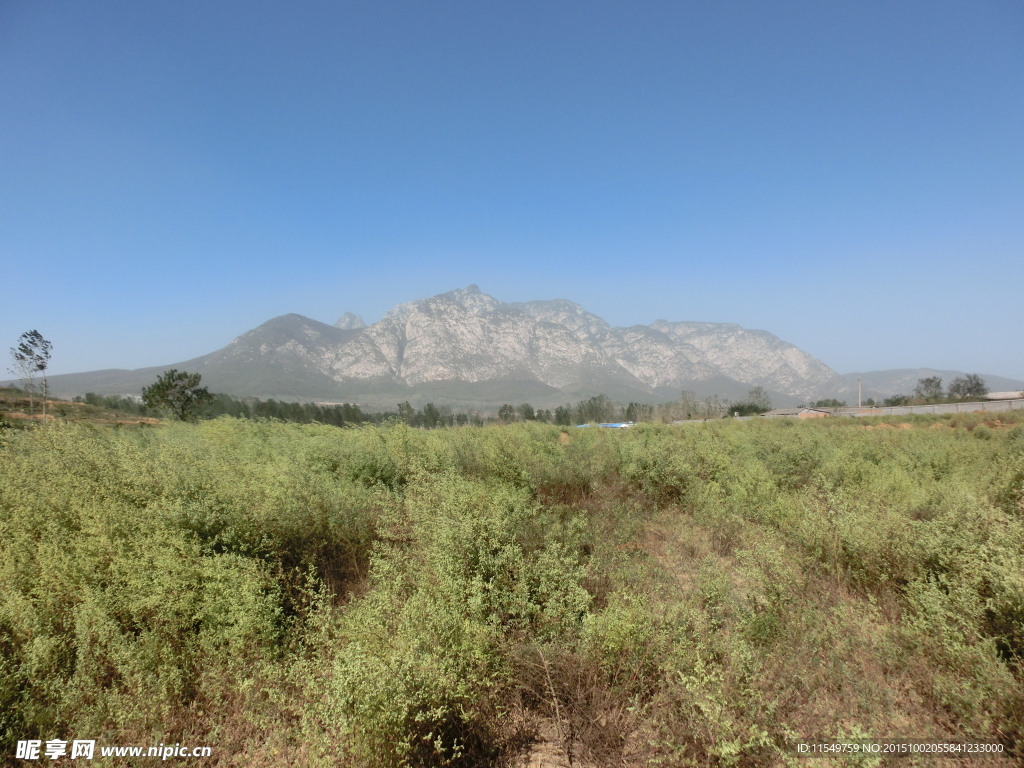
184 314 398 398
513 298 820 396
32 285 965 409
651 320 841 398
600 325 718 389
39 314 397 401
370 288 663 402
512 298 613 343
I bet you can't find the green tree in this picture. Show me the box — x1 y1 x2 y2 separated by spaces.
497 404 516 422
517 403 536 421
729 388 774 417
553 405 572 426
883 394 911 406
914 376 944 401
141 369 214 421
9 330 52 420
397 401 415 425
947 374 988 401
747 386 772 411
811 398 846 408
625 402 655 422
422 402 441 428
575 394 616 424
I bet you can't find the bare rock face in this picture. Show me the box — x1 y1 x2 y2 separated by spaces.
37 286 846 404
650 320 840 396
334 312 366 330
35 300 1024 404
211 286 842 403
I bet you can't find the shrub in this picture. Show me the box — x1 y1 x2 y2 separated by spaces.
2 414 1023 764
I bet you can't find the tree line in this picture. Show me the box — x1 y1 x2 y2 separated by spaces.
879 374 990 407
85 370 1000 428
75 370 764 429
80 389 371 427
27 364 1007 432
8 330 1004 430
497 390 755 425
806 375 993 409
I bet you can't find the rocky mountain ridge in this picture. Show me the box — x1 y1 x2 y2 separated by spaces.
29 286 1023 409
275 285 840 405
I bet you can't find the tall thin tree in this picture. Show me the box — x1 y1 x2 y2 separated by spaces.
9 331 52 420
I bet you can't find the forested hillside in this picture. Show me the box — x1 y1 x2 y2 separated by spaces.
1 414 1022 766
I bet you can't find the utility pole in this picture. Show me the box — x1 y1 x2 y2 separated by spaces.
858 378 862 408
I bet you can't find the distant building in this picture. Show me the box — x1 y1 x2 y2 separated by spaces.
834 406 884 417
986 391 1024 401
762 407 831 419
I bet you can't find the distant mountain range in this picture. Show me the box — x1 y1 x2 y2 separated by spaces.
28 286 1024 409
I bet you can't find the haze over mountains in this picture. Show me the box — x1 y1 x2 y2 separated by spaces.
34 286 1024 409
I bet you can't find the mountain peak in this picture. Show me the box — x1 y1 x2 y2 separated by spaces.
34 288 855 407
513 298 611 340
386 286 503 320
335 312 366 330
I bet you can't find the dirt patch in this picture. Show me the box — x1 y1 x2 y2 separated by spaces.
2 412 67 422
3 412 40 420
510 716 655 768
513 721 575 768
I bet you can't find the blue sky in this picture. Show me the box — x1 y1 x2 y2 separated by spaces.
2 1 1022 379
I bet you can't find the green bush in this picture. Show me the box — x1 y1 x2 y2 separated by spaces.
1 414 1022 764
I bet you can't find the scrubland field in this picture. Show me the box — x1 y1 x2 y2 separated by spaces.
1 413 1023 766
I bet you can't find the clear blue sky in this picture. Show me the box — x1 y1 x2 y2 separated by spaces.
2 1 1022 379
